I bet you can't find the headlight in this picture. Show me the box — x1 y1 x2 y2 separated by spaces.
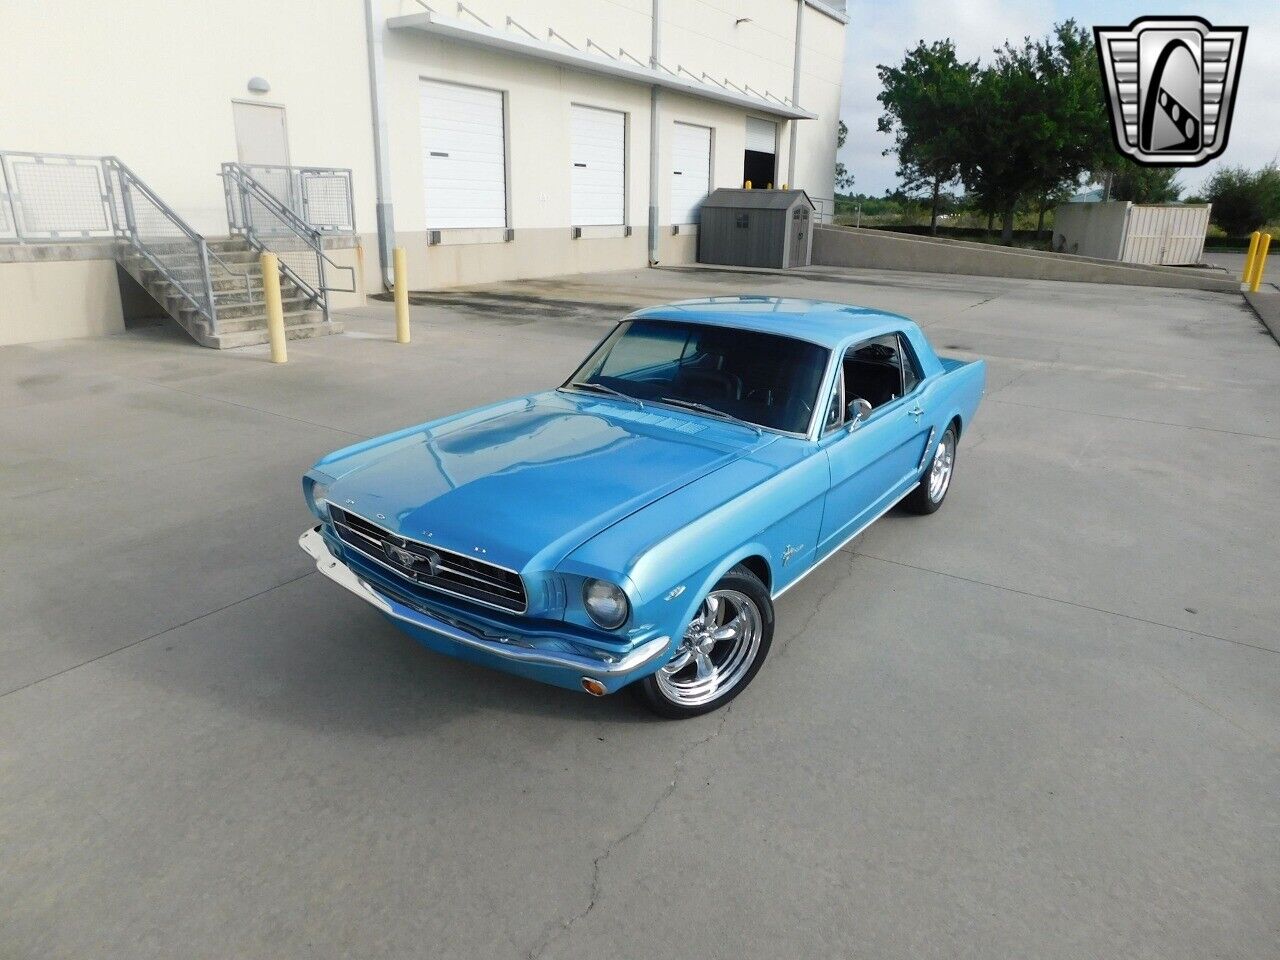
307 480 330 519
583 579 629 630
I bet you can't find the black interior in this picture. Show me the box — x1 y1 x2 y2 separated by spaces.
743 150 776 188
843 356 902 409
589 327 827 433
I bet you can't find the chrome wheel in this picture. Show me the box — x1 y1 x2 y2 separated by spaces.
655 589 763 708
928 433 954 502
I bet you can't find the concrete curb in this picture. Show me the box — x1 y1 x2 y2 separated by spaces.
813 226 1240 294
1243 291 1280 347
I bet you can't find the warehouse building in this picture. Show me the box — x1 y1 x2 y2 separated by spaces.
0 0 847 345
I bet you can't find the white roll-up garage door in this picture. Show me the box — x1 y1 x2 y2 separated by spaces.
671 122 712 225
745 117 777 155
419 79 507 229
570 105 626 226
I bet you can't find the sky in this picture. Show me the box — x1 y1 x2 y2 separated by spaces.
837 0 1279 197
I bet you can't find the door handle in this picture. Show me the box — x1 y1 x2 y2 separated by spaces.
907 405 924 421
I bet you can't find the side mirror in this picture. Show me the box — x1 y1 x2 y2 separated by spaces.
846 398 872 431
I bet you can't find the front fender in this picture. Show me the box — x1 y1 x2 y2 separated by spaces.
632 542 774 678
671 544 773 630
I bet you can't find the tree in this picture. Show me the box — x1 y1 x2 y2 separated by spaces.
1108 164 1182 204
834 120 854 191
957 21 1111 243
1202 163 1280 235
876 40 977 233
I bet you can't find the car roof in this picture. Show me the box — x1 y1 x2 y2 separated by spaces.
626 297 915 349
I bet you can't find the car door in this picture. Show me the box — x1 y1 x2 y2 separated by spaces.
815 333 934 555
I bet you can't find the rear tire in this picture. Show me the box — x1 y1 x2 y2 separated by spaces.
903 424 957 515
634 568 774 719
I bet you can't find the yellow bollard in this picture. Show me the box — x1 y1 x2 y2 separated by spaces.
1242 231 1261 284
1248 233 1272 293
259 252 287 364
393 246 411 344
781 183 788 190
743 180 752 189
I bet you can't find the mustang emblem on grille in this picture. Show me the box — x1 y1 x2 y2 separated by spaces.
384 542 439 576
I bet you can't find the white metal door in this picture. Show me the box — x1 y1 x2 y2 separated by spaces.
570 105 626 226
420 79 507 229
745 117 777 155
233 102 290 166
671 122 711 225
1119 204 1210 265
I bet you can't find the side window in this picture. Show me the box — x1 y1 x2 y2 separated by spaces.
844 335 903 410
898 333 922 395
824 365 845 431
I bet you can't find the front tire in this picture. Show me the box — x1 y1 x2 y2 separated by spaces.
634 568 774 719
903 424 957 515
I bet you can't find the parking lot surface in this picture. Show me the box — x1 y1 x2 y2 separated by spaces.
3 264 1278 959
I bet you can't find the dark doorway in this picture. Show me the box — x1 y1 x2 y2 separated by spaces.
743 150 776 189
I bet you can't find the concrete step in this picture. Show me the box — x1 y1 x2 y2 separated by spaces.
214 309 325 335
124 258 308 299
115 239 333 349
211 317 343 349
155 249 263 266
175 295 311 322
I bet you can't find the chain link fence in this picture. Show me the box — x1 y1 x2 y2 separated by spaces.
242 164 355 234
0 152 116 240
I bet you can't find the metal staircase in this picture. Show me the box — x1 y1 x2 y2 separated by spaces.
115 236 334 349
1 151 350 349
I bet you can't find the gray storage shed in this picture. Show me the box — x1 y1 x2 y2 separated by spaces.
698 189 815 269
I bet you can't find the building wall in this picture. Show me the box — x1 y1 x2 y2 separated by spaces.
1 1 845 297
377 0 846 288
0 0 378 237
0 259 124 346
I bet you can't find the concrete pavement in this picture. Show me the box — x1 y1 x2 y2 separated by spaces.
2 264 1278 959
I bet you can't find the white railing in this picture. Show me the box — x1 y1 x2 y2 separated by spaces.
0 150 254 332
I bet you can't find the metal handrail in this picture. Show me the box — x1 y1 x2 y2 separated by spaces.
0 150 258 336
106 158 257 322
221 162 356 324
236 162 356 234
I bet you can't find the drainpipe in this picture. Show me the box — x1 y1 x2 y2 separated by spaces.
647 0 662 265
786 0 803 189
364 0 396 289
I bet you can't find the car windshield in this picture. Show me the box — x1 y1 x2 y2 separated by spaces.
564 319 829 434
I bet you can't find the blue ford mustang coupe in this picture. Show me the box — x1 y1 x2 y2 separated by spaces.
300 297 984 717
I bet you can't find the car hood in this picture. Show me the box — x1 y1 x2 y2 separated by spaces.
323 391 773 572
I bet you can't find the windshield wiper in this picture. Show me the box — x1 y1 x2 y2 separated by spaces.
658 397 762 435
562 380 644 409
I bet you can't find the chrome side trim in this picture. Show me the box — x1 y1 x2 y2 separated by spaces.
917 427 937 470
771 482 919 600
300 527 671 676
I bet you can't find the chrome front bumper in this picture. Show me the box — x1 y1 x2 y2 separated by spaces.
299 526 671 677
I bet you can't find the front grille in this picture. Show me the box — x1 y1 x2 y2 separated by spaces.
328 505 527 613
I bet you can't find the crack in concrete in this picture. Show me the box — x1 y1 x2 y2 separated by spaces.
0 569 319 700
1151 668 1274 747
850 551 1280 657
526 705 734 960
774 561 850 658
